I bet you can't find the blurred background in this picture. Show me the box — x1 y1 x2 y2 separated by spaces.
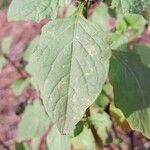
0 0 150 150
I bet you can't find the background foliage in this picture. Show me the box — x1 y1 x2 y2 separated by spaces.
0 0 150 149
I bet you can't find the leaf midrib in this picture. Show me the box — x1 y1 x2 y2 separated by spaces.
63 13 82 132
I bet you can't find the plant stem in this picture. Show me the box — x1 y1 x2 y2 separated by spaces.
86 108 103 149
82 0 88 18
0 140 10 150
3 53 30 78
83 1 103 149
103 92 122 150
129 131 135 150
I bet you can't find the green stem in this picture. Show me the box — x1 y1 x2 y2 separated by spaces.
3 53 30 78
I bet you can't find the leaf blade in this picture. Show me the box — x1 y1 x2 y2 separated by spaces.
109 51 150 138
18 100 50 142
111 0 150 19
27 7 111 133
47 125 70 150
8 0 71 21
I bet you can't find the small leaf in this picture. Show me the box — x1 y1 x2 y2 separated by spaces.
17 135 43 150
71 126 96 150
110 14 146 51
116 14 147 35
109 50 150 138
12 78 30 96
31 136 43 150
0 37 12 54
110 104 131 132
90 3 109 32
95 83 113 109
90 112 112 145
96 93 110 110
104 0 113 6
27 5 111 133
74 121 84 136
16 143 31 150
110 104 125 124
18 99 50 142
111 0 150 19
110 33 129 51
103 83 114 98
8 0 71 21
47 125 70 150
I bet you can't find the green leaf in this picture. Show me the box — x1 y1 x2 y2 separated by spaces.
47 125 70 150
109 51 150 138
31 136 43 150
23 37 40 62
110 33 129 51
18 99 50 142
74 121 84 136
116 14 147 35
8 0 71 21
110 104 125 124
135 44 150 68
96 93 110 110
66 4 77 17
90 3 109 32
104 0 113 6
0 37 12 54
96 83 113 109
90 112 112 145
17 136 43 150
110 14 146 51
16 143 32 150
12 78 30 96
27 5 111 133
103 83 114 98
111 0 150 19
71 126 96 150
